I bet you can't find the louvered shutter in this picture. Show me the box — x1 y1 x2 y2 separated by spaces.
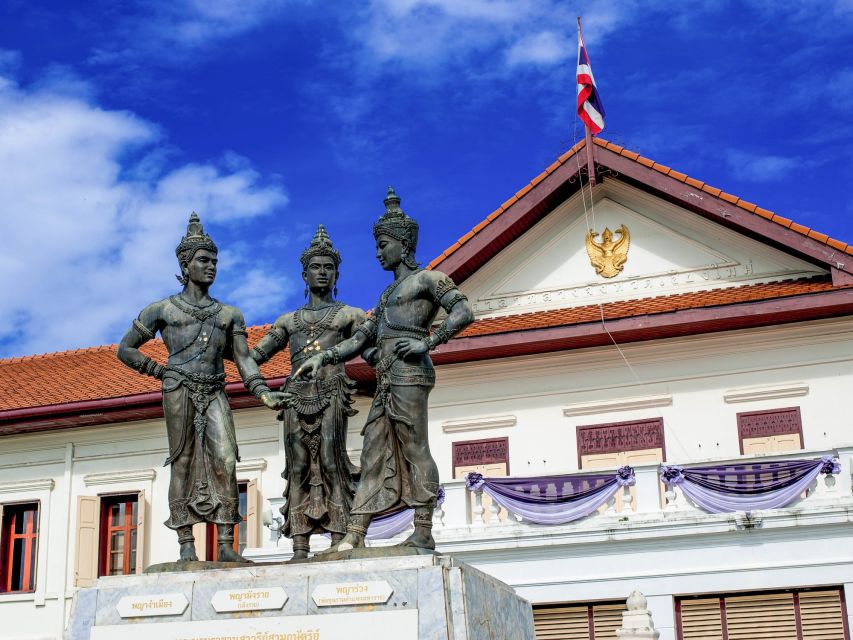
679 597 724 640
725 592 797 640
246 478 259 548
74 496 99 587
799 590 847 640
592 602 626 639
533 603 590 640
134 490 146 575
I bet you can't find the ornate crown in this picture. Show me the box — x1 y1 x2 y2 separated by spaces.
373 186 419 250
300 224 342 269
175 212 218 264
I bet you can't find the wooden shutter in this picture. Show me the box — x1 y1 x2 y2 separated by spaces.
246 479 259 548
74 496 99 587
533 603 590 640
134 490 146 575
592 602 626 639
725 592 797 640
798 590 847 640
773 433 803 453
679 598 724 640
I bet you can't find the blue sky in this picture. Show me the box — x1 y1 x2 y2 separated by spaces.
1 1 852 358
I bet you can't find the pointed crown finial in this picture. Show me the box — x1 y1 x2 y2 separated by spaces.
175 211 218 264
373 185 418 250
300 223 342 269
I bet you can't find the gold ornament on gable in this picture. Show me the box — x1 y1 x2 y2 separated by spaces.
585 224 631 278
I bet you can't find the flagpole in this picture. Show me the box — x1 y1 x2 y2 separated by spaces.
578 16 597 187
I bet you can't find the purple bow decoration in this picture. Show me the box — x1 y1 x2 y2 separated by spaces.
820 455 841 475
465 472 485 491
616 465 636 487
659 465 685 484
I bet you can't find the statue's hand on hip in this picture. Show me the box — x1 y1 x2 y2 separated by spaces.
393 337 428 359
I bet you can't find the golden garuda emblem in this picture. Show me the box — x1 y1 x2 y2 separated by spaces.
585 225 630 278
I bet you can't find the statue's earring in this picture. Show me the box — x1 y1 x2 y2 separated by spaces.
333 285 338 298
304 286 308 299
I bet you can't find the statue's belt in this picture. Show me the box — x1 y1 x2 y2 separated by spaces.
282 373 351 416
162 368 227 439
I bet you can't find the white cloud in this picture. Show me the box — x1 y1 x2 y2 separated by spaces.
725 150 802 182
0 73 289 358
506 31 571 67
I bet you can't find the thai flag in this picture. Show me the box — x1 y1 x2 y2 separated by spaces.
576 29 605 134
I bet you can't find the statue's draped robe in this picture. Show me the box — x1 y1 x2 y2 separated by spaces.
162 323 242 530
281 310 359 537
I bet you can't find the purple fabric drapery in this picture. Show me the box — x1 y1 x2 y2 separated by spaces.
464 467 635 525
659 456 840 514
324 487 446 541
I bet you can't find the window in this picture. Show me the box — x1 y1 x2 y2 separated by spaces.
677 588 850 640
453 438 509 524
0 502 39 593
737 407 803 454
206 481 249 561
576 417 666 468
99 495 139 577
533 600 626 639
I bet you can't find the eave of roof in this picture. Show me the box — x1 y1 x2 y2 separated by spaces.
429 137 853 285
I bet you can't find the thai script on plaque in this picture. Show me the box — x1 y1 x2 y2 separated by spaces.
311 580 394 607
452 438 509 468
116 592 189 618
211 587 288 613
737 408 801 439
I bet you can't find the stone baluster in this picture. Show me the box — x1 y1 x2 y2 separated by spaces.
605 491 618 515
472 489 486 526
433 501 445 528
663 483 679 511
489 500 502 524
620 484 634 514
836 446 853 498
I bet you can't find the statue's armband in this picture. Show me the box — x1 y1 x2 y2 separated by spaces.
132 318 156 341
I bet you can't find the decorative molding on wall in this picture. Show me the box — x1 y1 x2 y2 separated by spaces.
236 458 268 473
84 469 156 487
441 414 517 434
0 478 55 494
724 383 809 404
563 394 673 417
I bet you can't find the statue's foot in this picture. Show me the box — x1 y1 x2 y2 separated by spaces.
397 528 435 550
290 548 309 561
217 544 252 563
317 532 365 555
179 542 198 562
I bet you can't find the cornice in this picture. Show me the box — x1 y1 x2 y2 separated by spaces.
563 394 672 417
441 414 517 433
0 478 55 494
83 468 156 487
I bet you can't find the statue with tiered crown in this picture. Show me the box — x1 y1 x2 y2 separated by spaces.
250 225 366 559
117 213 285 564
297 188 474 553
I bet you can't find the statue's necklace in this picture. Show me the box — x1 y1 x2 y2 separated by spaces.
294 302 343 354
170 294 222 323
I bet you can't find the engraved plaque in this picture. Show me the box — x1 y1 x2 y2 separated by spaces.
738 407 801 439
115 593 189 618
311 580 394 607
210 587 288 612
452 437 509 469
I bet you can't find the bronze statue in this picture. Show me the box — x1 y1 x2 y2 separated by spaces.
250 225 365 560
297 188 474 552
117 213 283 563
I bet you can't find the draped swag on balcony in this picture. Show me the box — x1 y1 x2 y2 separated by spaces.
659 456 841 514
464 467 635 525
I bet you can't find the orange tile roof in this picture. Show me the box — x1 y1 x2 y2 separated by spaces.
0 277 842 414
428 137 852 271
0 326 291 413
457 277 840 338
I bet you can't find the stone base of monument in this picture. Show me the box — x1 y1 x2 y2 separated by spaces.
66 553 535 640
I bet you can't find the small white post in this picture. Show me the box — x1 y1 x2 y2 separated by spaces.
472 490 486 526
616 590 660 639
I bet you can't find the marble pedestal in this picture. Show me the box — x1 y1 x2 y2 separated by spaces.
66 553 535 640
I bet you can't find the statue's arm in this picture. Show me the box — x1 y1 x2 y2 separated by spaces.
116 302 167 379
229 309 283 409
294 313 373 379
250 314 290 364
424 272 475 351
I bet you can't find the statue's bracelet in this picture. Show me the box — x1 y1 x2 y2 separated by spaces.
254 385 272 400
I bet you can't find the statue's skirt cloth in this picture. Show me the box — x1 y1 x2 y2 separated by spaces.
351 358 440 517
161 368 241 529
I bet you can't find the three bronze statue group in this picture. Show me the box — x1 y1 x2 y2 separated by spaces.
116 187 475 563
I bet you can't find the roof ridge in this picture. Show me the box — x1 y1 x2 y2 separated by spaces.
429 135 852 273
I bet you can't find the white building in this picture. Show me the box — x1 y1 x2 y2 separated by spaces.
2 137 852 640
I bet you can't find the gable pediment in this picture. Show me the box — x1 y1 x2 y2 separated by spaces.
463 181 826 317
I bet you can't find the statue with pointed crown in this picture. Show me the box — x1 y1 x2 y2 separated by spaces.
117 213 285 564
250 224 366 559
296 187 474 554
